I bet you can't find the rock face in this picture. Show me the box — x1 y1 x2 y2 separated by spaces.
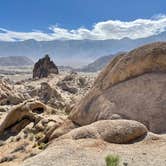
33 55 58 79
60 120 147 144
69 42 166 133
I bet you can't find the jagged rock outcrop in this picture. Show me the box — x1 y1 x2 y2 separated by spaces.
69 42 166 133
33 55 58 79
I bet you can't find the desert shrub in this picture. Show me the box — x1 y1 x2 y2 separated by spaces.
105 154 120 166
38 142 48 150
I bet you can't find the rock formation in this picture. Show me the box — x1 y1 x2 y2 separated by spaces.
69 42 166 133
0 78 24 105
60 120 147 144
0 100 47 137
33 55 58 79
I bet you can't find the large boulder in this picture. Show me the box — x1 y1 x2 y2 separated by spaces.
69 42 166 133
60 120 147 144
33 55 58 79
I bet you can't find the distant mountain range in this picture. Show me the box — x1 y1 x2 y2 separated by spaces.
0 31 166 67
0 56 34 66
78 52 127 72
77 54 114 72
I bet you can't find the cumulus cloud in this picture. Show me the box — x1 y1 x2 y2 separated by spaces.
0 15 166 41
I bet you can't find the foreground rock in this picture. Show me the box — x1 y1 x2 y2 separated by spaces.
0 67 96 165
60 120 147 144
23 135 166 166
33 55 58 79
70 42 166 133
0 100 47 137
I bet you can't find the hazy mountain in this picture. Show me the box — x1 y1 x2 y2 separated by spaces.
77 55 113 72
0 56 34 66
77 52 125 72
0 31 166 67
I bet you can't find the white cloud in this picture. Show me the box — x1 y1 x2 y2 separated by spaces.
0 15 166 41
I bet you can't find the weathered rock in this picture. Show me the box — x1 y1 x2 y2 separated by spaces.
0 79 24 105
22 135 166 166
0 100 47 137
57 81 78 94
38 82 62 103
69 42 166 133
49 119 79 141
61 120 148 144
33 55 58 79
78 77 86 87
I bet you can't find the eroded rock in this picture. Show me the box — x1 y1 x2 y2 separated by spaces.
33 55 58 79
60 120 148 144
0 100 47 137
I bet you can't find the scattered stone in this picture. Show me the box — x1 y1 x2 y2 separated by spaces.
57 82 78 94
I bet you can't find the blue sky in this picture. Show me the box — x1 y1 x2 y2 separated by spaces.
0 0 166 41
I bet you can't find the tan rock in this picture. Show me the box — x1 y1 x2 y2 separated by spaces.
0 79 24 105
0 100 47 136
61 120 148 144
49 119 79 141
69 42 166 133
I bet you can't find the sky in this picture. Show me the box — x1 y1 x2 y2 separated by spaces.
0 0 166 41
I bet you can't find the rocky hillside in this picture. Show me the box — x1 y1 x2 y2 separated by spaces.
0 56 34 66
0 42 166 166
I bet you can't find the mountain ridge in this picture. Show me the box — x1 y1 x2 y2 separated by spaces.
0 56 34 66
0 31 166 67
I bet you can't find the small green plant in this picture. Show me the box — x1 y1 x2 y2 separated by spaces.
105 154 120 166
